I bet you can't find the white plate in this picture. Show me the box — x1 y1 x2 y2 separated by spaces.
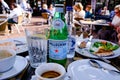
76 39 120 59
0 56 28 80
12 37 28 54
67 59 120 80
0 37 28 54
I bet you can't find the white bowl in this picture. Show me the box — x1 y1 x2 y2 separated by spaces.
35 63 66 80
0 49 16 72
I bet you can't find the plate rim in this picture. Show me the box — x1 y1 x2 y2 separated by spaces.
75 39 120 59
0 56 28 79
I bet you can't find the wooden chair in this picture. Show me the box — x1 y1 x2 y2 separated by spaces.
0 20 9 35
41 12 51 25
13 15 24 33
22 12 32 25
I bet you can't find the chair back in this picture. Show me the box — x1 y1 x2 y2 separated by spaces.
0 21 8 31
18 15 23 24
41 12 49 19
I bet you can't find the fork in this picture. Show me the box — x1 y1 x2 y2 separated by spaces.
14 40 25 46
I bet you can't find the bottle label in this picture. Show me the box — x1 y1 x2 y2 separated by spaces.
68 36 76 52
52 19 64 30
49 39 68 60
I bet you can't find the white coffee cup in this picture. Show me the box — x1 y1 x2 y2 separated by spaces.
35 63 66 80
0 49 16 72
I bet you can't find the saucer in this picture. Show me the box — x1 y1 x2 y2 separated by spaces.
31 75 70 80
0 56 28 80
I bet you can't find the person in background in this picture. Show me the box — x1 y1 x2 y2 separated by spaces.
20 0 27 11
48 4 55 17
85 5 94 19
0 0 10 13
109 10 115 21
20 0 33 23
41 3 51 14
41 3 51 24
7 3 22 33
16 3 24 13
73 2 85 20
101 6 110 16
25 1 33 23
98 5 120 44
110 5 120 44
26 1 33 14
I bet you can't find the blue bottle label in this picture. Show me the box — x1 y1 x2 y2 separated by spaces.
49 39 68 60
68 36 76 52
52 19 64 30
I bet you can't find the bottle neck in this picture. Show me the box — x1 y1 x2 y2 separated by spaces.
66 6 73 25
65 6 75 36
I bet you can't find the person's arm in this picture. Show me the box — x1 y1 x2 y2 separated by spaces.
1 1 9 9
20 2 27 10
109 15 119 29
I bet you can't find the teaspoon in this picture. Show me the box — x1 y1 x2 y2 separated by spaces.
89 59 120 75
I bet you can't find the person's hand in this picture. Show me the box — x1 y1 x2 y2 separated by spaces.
116 27 120 33
117 33 120 45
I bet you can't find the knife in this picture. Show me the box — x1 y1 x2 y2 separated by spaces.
91 52 111 64
14 40 25 46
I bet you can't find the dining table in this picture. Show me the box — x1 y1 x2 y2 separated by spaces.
79 19 110 35
7 50 120 80
1 37 120 80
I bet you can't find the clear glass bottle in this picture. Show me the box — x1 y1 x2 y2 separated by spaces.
66 3 76 58
48 0 68 67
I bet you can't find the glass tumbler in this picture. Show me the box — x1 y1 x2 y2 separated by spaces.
25 27 48 68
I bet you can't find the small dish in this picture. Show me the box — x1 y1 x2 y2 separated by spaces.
0 56 28 80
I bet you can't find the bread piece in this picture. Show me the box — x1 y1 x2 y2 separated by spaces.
94 48 113 56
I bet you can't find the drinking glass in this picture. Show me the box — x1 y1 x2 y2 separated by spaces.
25 27 48 68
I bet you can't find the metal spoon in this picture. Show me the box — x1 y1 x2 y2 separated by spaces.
89 59 120 75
